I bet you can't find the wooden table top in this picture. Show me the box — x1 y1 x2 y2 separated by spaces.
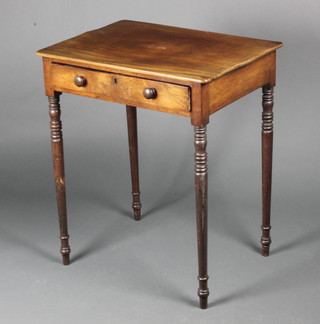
37 20 282 84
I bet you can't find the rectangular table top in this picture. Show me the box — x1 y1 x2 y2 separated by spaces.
37 20 282 84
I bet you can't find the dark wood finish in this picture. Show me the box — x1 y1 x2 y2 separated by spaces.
48 93 71 265
143 87 157 100
37 20 282 308
194 126 209 309
126 105 142 221
261 87 274 256
74 75 87 87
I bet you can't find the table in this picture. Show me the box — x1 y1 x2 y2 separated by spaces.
37 20 282 309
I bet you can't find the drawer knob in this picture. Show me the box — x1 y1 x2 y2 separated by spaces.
74 76 87 87
143 87 157 99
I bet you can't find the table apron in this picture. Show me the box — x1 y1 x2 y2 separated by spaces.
47 63 191 116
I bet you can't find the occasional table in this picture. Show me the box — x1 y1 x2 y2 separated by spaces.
37 20 282 309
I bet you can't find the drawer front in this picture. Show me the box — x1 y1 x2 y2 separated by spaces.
50 64 191 115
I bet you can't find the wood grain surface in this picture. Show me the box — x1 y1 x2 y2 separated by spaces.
37 20 282 84
49 63 191 115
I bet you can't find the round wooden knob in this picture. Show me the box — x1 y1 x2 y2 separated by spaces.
143 88 157 99
74 76 87 87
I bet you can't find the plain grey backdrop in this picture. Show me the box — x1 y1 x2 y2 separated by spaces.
1 1 320 323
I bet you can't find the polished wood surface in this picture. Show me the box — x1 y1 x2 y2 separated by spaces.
38 21 282 126
49 63 191 115
205 52 276 115
37 20 282 84
37 20 282 309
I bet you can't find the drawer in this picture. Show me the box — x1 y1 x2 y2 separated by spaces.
50 63 191 115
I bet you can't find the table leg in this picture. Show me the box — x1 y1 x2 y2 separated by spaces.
261 86 274 257
194 126 209 309
126 105 142 220
48 93 71 265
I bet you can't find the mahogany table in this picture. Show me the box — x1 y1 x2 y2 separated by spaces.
37 20 282 309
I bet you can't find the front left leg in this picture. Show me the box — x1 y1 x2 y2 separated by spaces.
194 126 209 309
49 93 71 265
126 105 142 220
261 86 274 256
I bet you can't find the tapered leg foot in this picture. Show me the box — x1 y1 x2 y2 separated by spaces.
132 193 142 221
62 253 70 265
198 275 209 309
194 126 209 309
261 226 272 257
261 86 274 256
126 105 142 221
261 244 270 257
49 93 71 265
60 235 71 265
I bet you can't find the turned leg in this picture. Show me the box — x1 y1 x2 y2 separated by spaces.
194 126 209 309
261 86 274 257
48 93 71 265
126 105 142 220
